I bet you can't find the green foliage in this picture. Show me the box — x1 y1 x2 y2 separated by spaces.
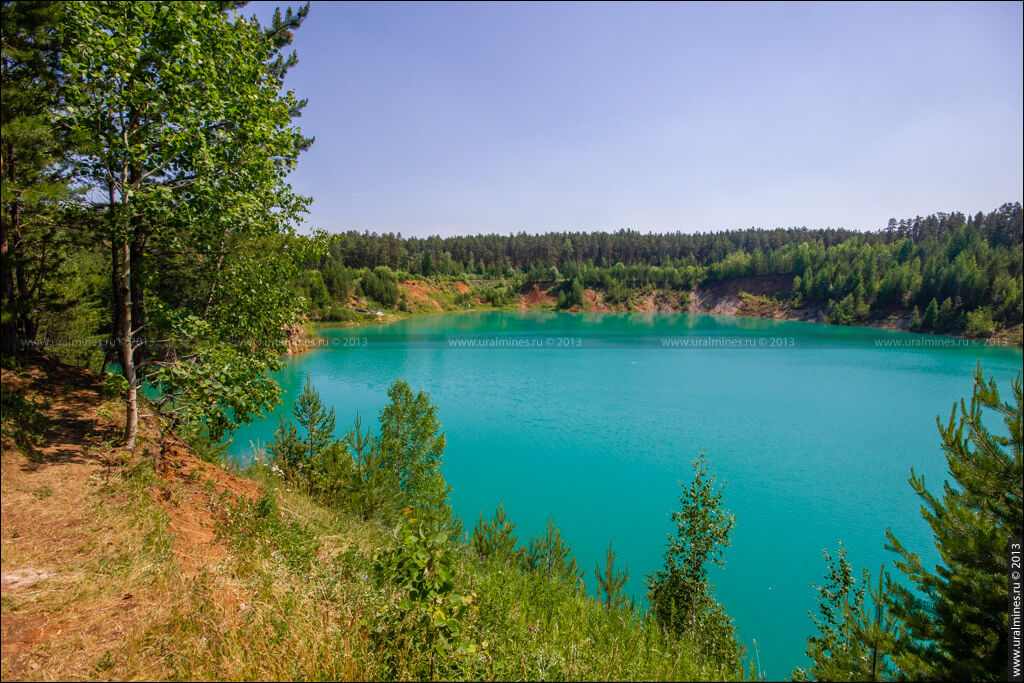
308 441 353 506
150 325 289 442
298 270 332 313
472 502 519 562
604 278 631 305
321 260 353 302
378 379 447 511
937 296 958 331
884 366 1023 681
520 515 583 586
266 376 453 530
313 205 1023 331
294 373 337 489
372 514 478 678
0 381 48 449
594 541 630 610
1 0 80 354
921 297 939 330
54 0 316 446
481 283 516 307
792 545 902 682
267 414 304 481
908 305 921 330
646 453 743 672
556 277 586 309
221 493 319 573
342 414 400 521
360 268 399 308
103 370 129 399
797 367 1023 681
964 306 996 337
418 479 464 543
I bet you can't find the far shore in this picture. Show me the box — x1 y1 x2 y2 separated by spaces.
287 301 1022 353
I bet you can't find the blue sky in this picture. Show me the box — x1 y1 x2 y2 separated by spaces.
247 1 1023 237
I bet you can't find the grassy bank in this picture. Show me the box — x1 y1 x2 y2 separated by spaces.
1 356 740 681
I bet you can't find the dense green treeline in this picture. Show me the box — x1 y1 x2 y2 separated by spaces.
322 207 1022 276
302 204 1022 333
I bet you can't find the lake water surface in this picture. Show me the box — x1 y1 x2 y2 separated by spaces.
227 312 1022 678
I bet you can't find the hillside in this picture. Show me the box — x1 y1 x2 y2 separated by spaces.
314 277 1023 348
1 357 736 681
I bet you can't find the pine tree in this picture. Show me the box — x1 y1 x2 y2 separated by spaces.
294 373 336 492
921 297 939 330
521 515 583 585
884 366 1023 681
909 305 921 330
594 541 630 610
343 414 398 521
1 1 78 354
267 414 303 480
570 276 586 309
472 502 519 562
937 296 957 331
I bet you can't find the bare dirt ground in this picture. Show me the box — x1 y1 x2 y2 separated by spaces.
400 280 445 311
1 356 260 680
517 282 558 308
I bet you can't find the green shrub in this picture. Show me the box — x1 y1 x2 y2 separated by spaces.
964 306 996 336
372 514 479 678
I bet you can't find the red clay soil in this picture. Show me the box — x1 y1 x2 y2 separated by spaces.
583 289 616 312
400 280 444 311
518 283 558 308
156 437 261 572
1 355 261 678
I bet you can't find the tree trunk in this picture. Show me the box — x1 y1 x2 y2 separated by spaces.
129 233 145 367
1 200 17 355
120 236 137 449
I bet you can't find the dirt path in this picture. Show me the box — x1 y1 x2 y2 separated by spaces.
1 357 260 679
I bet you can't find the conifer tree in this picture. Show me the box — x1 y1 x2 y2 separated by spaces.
921 297 939 330
267 414 303 480
343 414 398 521
295 373 336 485
884 366 1023 681
1 0 78 354
472 502 519 561
594 541 630 610
570 276 586 309
937 296 957 331
521 515 583 585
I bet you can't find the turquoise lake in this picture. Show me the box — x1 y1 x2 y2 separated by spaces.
226 312 1023 678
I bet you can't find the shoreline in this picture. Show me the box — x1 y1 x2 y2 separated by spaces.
288 304 1022 352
